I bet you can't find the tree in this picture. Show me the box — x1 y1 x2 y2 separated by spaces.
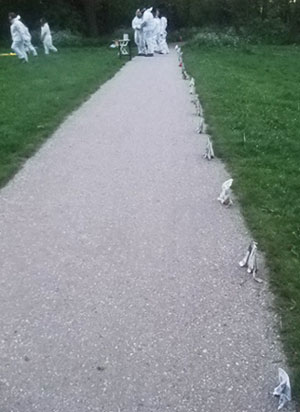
81 0 99 36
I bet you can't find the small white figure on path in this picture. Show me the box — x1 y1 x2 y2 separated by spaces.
40 18 58 55
239 241 263 282
273 368 292 410
197 117 204 134
132 9 145 56
218 178 233 206
178 52 183 67
17 15 38 56
194 97 202 116
8 12 28 63
239 241 258 274
182 69 189 80
189 77 196 94
203 137 214 160
176 46 181 59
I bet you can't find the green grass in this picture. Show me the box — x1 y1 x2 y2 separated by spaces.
0 47 125 186
184 43 300 397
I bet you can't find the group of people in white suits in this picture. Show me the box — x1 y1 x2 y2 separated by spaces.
132 7 169 57
8 12 57 63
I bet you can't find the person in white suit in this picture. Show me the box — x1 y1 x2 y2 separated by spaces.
142 7 156 56
132 9 145 55
159 11 169 54
16 16 38 56
8 12 28 62
153 8 161 53
40 18 58 55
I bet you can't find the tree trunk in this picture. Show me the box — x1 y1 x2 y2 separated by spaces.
82 0 99 36
261 0 268 20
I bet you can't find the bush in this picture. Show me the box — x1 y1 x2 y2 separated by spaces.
245 17 290 44
51 30 85 47
188 28 244 48
167 27 199 43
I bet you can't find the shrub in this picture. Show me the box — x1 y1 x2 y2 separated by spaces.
51 30 85 47
188 29 244 48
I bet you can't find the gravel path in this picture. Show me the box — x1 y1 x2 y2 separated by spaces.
0 51 294 412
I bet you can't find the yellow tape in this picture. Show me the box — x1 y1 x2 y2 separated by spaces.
0 53 17 56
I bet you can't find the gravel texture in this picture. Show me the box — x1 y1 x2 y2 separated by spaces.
0 50 295 412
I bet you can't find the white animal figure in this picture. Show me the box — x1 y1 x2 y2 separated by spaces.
194 98 202 116
203 137 214 160
182 69 189 80
239 241 258 273
218 178 233 206
189 77 195 94
273 368 291 410
197 117 204 134
239 241 263 282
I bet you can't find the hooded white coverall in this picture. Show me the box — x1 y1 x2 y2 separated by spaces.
17 17 38 56
159 16 169 54
10 17 28 61
142 8 156 55
41 23 57 54
132 16 145 55
153 16 161 52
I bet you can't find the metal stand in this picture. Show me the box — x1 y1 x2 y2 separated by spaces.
118 39 132 60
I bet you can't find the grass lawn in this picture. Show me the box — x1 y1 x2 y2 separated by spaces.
0 47 125 186
184 43 300 397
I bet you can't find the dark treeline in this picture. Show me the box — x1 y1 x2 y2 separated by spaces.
0 0 299 40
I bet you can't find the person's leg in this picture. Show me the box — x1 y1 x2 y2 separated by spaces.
160 33 169 54
49 43 58 53
25 41 38 56
136 31 144 55
139 32 146 55
12 40 28 61
29 43 38 56
145 31 154 55
154 33 160 52
43 40 49 54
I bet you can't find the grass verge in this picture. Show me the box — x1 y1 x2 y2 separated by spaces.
184 43 300 398
0 47 125 187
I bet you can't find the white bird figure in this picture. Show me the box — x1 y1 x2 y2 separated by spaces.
176 46 182 61
191 92 198 104
218 178 233 206
189 77 195 94
178 51 183 66
273 368 292 410
182 69 189 80
239 241 263 282
239 241 258 273
203 137 214 160
194 98 203 116
197 117 204 134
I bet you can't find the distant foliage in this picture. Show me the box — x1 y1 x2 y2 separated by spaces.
51 30 85 47
189 31 242 48
1 0 300 43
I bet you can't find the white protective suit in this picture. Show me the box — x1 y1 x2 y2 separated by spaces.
153 16 161 52
10 17 28 61
142 8 156 55
41 22 58 54
17 16 38 56
132 15 145 55
159 16 169 54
